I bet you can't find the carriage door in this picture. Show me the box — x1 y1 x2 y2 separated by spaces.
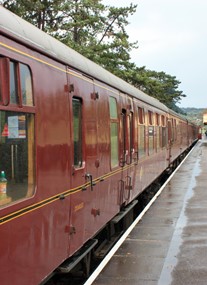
167 119 172 164
67 70 97 255
120 108 133 203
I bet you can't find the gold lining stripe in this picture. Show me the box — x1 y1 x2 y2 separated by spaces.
0 162 137 225
0 40 137 224
0 41 120 96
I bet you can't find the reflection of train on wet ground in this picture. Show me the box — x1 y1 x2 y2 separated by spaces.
0 6 199 285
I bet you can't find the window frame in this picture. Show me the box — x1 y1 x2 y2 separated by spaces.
109 96 119 168
0 57 36 208
72 96 83 169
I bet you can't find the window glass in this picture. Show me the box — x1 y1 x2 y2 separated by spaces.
9 61 18 105
156 113 160 125
156 126 160 151
148 126 154 155
161 127 167 147
110 123 118 167
20 64 33 106
161 115 165 126
138 125 145 158
109 97 118 167
72 98 82 168
109 97 118 119
174 119 177 141
138 107 144 124
0 111 35 207
148 111 153 125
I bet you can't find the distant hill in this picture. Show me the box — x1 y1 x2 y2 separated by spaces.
181 107 207 126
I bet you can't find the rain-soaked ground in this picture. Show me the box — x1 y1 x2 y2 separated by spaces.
93 138 207 285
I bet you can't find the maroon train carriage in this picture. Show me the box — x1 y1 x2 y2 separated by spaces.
0 6 198 285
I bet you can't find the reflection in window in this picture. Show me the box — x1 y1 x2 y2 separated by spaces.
20 64 33 106
161 115 165 126
137 107 146 158
9 61 18 105
161 127 167 147
9 61 33 106
138 125 145 158
156 113 160 126
110 123 119 167
156 126 160 151
0 111 35 207
73 98 83 168
148 126 154 155
109 97 118 167
138 107 144 124
148 110 153 125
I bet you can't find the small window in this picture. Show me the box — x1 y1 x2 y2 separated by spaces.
72 98 83 168
20 64 33 106
0 57 10 106
174 119 177 141
137 107 146 158
161 127 167 147
109 97 118 119
10 61 18 105
138 125 145 158
109 97 118 167
156 113 160 126
138 107 144 124
161 115 165 126
9 61 34 107
156 126 160 151
148 111 153 125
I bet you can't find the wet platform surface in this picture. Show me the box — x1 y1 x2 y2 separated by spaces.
93 139 207 285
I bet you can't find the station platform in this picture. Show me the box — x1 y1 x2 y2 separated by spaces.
92 138 207 285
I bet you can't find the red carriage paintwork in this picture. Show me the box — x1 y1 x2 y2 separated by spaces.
0 7 199 285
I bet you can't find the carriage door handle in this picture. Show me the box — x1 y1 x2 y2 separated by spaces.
85 173 95 191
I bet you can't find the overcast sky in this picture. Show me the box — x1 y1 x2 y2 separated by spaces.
102 0 207 108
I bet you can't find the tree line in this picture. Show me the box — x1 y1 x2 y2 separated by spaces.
0 0 186 112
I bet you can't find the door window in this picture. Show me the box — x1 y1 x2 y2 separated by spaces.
72 97 83 168
109 97 118 168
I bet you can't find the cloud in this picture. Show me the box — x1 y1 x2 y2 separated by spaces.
102 0 207 107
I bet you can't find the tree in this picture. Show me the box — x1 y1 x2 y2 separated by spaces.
1 0 186 112
1 0 66 31
1 0 138 75
125 66 186 110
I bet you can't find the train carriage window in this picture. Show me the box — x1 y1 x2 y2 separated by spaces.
20 64 33 106
161 127 167 147
72 98 83 168
174 119 177 141
138 107 144 124
161 115 165 126
0 111 35 207
0 58 10 106
148 111 154 155
9 61 34 107
0 59 35 207
109 97 118 168
156 113 160 125
10 61 18 105
137 107 145 158
148 110 153 125
156 113 160 151
161 115 167 148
